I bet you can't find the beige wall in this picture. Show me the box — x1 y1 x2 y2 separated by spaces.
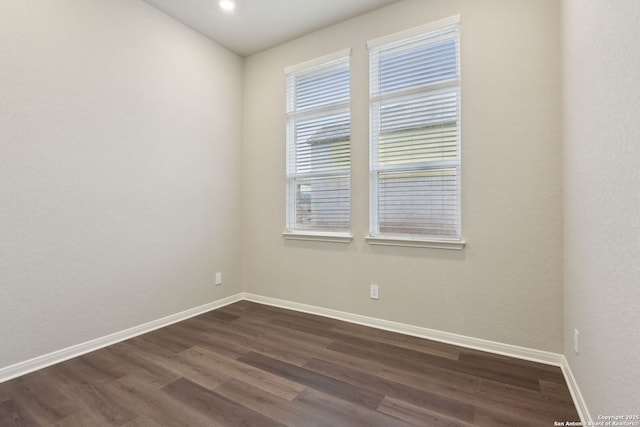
562 0 640 415
0 0 243 368
243 0 564 352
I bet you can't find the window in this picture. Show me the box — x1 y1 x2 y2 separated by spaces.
368 17 463 247
285 50 351 240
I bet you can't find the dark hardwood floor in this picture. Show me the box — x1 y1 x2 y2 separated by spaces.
0 301 579 426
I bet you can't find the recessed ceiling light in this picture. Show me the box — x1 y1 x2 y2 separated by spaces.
218 0 236 12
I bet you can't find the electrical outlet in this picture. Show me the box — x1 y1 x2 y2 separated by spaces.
215 272 222 285
370 284 379 300
573 329 579 354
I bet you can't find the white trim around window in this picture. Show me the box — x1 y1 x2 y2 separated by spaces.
368 16 463 247
285 49 353 240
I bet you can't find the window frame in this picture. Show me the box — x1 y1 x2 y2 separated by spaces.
367 16 465 250
283 49 353 243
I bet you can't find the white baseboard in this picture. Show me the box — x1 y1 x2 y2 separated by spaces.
242 292 590 422
0 293 243 384
0 291 590 423
559 358 591 422
242 293 563 365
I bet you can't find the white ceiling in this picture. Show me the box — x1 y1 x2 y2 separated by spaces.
143 0 401 57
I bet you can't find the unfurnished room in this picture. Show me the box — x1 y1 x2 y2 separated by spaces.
1 0 639 425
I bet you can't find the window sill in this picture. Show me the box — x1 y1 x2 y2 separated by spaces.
365 235 465 250
283 231 353 243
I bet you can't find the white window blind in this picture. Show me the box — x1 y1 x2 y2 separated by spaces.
286 52 351 233
369 19 461 240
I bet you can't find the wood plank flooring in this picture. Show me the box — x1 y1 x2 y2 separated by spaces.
0 301 580 426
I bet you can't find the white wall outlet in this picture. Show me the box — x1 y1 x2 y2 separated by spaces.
215 272 222 285
370 284 379 300
573 329 579 354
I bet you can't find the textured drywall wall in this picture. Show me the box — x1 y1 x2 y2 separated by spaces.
562 0 640 416
0 0 243 368
243 0 564 352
